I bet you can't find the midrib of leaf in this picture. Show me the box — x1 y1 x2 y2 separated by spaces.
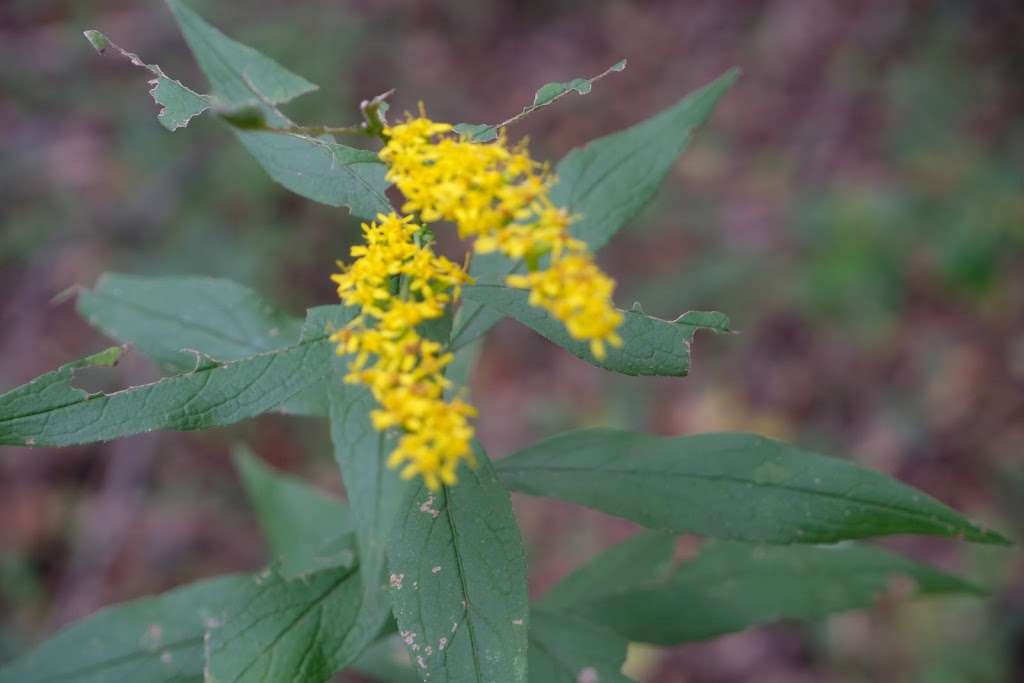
225 568 354 683
441 492 485 682
500 463 969 534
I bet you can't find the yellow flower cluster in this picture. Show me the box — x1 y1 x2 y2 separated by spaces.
330 212 475 490
332 117 626 489
380 117 623 358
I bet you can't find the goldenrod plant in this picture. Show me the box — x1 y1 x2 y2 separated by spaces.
0 2 1009 682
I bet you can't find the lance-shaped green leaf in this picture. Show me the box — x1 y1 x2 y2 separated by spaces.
234 447 355 579
0 306 349 447
328 379 409 605
205 566 380 683
0 574 248 683
497 429 1008 545
76 273 326 415
83 29 210 131
163 0 391 218
553 68 739 251
539 532 676 611
461 284 730 376
566 541 984 644
528 609 633 683
388 442 529 682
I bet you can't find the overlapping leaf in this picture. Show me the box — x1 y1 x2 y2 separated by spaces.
76 273 326 415
538 532 676 611
0 574 248 683
86 0 392 217
527 610 633 683
561 540 983 644
0 307 348 447
388 442 529 682
497 429 1008 544
328 379 409 603
204 566 377 683
234 448 355 578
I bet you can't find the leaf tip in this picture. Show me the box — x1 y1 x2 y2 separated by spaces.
83 29 110 54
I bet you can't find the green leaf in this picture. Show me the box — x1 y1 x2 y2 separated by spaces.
233 447 355 579
452 60 626 146
388 442 529 682
164 0 392 218
461 285 730 376
531 59 626 108
452 123 498 143
350 636 421 683
83 29 211 131
327 380 409 604
150 77 211 131
231 133 392 219
567 541 984 644
0 306 349 447
164 0 316 112
205 566 380 683
77 273 303 372
539 532 675 611
552 68 739 251
528 610 633 683
497 429 1008 545
76 273 325 415
447 253 518 352
0 574 248 683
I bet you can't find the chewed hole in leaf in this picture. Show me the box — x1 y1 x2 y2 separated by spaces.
69 346 156 394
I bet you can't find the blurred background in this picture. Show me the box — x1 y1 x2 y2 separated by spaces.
1 0 1022 680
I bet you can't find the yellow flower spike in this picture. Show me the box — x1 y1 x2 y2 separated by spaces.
335 115 623 489
331 211 475 488
379 115 623 362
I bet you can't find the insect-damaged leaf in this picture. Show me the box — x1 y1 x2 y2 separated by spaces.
461 285 730 377
162 0 391 218
0 307 350 447
76 273 327 415
84 29 210 131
